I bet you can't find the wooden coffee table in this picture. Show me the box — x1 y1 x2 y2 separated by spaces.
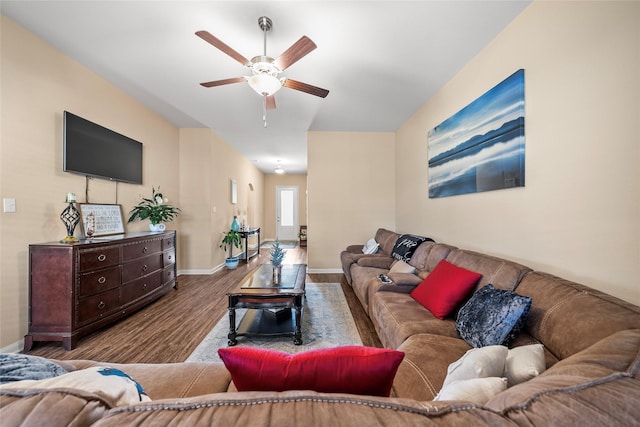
227 264 306 346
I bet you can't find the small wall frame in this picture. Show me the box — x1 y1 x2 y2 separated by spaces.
78 203 125 238
230 179 238 204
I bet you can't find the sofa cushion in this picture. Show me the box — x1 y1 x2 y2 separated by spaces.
389 260 416 274
505 344 546 386
362 238 379 254
445 249 531 291
410 260 482 319
435 377 507 404
455 284 532 348
372 291 461 349
515 272 640 360
391 234 432 262
218 346 404 397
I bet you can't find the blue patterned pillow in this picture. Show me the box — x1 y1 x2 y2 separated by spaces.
455 284 532 348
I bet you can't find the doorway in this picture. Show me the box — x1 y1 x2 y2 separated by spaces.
276 186 298 241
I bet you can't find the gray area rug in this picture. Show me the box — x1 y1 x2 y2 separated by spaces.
186 283 362 362
261 240 298 249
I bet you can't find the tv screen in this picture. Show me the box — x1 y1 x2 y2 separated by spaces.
63 111 143 184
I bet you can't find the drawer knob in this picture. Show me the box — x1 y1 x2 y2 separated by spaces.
97 254 107 262
143 246 148 253
97 276 106 284
98 301 106 310
142 265 148 272
143 283 147 290
168 255 172 261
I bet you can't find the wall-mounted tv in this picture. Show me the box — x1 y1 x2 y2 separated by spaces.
63 111 143 184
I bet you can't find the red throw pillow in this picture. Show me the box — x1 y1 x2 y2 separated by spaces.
410 260 482 319
218 346 405 397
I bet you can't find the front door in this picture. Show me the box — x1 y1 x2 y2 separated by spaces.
276 186 298 241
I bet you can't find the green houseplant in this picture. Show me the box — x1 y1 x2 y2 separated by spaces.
220 229 242 269
128 187 181 231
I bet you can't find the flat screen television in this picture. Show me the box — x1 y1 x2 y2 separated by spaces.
63 111 143 184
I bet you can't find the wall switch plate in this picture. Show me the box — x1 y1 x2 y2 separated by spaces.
3 198 16 213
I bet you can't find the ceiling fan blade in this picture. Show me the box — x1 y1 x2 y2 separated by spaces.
266 95 276 110
200 77 246 88
196 30 249 66
283 79 329 98
274 36 317 71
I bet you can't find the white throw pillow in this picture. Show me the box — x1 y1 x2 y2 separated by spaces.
362 238 379 254
442 345 508 387
504 344 546 386
434 377 507 404
389 260 416 274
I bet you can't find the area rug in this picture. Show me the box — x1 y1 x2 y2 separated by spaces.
260 240 298 249
186 283 362 362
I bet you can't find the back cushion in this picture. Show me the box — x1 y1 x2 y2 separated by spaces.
445 249 531 291
516 272 640 360
375 228 400 256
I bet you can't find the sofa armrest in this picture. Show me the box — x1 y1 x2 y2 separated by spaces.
357 256 394 269
378 283 417 294
387 273 422 287
345 244 365 253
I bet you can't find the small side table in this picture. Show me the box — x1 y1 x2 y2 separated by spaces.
299 225 307 248
238 227 260 262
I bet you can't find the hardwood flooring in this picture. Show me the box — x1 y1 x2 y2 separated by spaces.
24 244 381 363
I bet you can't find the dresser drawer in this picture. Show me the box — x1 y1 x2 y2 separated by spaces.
162 236 175 251
121 271 163 305
163 248 176 267
78 266 121 297
78 246 120 272
122 239 162 261
122 254 163 283
163 265 176 285
77 288 120 325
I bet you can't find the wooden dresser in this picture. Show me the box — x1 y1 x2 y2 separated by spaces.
24 231 177 350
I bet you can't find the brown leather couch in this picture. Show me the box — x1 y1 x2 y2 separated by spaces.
1 228 639 426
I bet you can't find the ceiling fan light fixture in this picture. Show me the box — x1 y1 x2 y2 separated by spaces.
248 73 283 96
275 165 285 174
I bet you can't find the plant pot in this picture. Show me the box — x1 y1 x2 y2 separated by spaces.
149 223 166 232
225 258 239 270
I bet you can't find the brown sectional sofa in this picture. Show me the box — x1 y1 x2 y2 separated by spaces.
1 227 639 426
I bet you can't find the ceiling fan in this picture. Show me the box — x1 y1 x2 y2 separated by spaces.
196 16 329 125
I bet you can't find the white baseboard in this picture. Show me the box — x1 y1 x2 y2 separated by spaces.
307 268 343 274
1 339 24 354
178 264 224 275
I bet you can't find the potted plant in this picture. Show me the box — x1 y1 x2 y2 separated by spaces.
270 239 286 283
220 229 242 269
128 187 180 231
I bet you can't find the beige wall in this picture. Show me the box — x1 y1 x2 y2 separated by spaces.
179 128 264 272
307 132 396 271
263 174 307 241
0 16 264 350
396 1 640 305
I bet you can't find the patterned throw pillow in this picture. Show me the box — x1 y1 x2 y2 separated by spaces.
456 284 532 348
391 234 432 262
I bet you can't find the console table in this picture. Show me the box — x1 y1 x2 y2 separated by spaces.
24 231 177 350
237 227 260 262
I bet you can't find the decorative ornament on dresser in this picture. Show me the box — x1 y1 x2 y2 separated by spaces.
128 187 180 231
270 239 286 284
220 228 242 270
59 192 80 243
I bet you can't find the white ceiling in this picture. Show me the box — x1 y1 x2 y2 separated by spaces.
1 1 530 174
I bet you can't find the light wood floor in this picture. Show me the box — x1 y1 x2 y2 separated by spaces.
24 244 381 363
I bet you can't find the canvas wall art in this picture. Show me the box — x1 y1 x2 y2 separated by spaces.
428 69 525 198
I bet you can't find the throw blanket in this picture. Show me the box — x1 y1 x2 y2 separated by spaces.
0 354 67 385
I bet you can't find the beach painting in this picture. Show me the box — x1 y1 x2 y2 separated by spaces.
428 69 525 198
